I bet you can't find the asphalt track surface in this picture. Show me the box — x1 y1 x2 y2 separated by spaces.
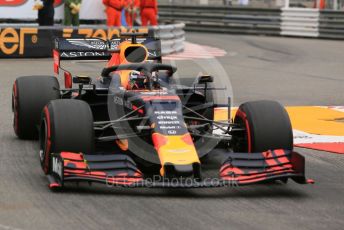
0 33 344 230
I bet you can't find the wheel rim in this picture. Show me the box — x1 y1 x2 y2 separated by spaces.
12 83 19 135
233 110 250 153
39 117 50 174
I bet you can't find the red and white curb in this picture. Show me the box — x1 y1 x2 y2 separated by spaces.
213 106 344 154
294 130 344 154
293 106 344 154
164 42 228 61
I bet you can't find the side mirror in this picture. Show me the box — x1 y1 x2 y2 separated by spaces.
73 76 92 84
197 75 214 84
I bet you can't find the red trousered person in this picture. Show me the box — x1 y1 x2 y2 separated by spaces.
140 0 158 26
124 0 140 27
103 0 123 26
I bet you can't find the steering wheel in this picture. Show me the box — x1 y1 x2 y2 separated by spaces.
101 63 177 78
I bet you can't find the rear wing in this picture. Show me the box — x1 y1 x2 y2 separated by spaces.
53 37 162 73
54 37 162 60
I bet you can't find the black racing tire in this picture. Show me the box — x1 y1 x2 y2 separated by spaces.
12 76 60 140
177 77 215 121
39 99 95 174
233 100 293 153
202 88 215 122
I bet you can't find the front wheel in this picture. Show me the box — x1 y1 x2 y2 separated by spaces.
39 99 95 174
232 100 293 153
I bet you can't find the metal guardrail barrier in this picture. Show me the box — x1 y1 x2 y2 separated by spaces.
152 23 186 55
281 8 320 37
158 4 344 39
159 5 282 35
319 10 344 39
281 8 344 38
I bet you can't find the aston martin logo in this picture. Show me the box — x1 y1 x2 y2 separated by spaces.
61 51 107 58
67 39 107 50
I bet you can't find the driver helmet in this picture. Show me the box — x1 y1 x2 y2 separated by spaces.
128 71 146 90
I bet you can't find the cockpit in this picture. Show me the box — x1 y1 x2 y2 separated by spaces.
127 70 162 90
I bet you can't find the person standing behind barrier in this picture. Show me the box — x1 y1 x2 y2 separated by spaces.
64 0 82 26
314 0 326 9
140 0 158 26
103 0 124 27
34 0 54 26
124 0 140 27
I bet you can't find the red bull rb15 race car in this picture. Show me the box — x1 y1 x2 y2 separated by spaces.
12 33 313 189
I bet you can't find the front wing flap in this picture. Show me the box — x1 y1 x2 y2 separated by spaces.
49 152 144 189
220 149 314 185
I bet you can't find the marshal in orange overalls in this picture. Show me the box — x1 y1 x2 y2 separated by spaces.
140 0 158 26
103 0 124 27
124 0 140 27
314 0 326 9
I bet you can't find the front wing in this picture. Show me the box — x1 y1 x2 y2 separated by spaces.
48 150 313 189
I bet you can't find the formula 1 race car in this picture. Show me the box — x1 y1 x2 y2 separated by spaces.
12 33 313 189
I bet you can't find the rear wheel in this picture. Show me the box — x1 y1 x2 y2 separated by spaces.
12 76 60 139
233 100 293 153
39 99 95 174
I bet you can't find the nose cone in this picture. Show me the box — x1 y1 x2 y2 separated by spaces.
152 133 201 177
